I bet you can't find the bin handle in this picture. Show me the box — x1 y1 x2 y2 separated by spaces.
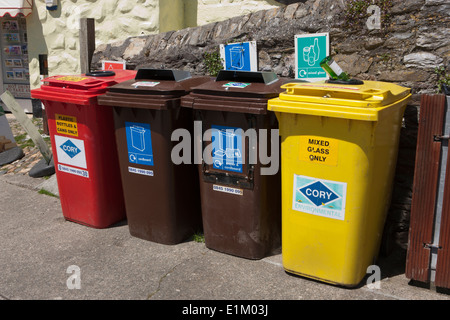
86 70 116 77
326 79 364 85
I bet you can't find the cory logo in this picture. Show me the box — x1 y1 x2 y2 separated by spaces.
60 140 80 159
299 181 339 207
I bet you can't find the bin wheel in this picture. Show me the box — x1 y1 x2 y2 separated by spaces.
86 70 116 77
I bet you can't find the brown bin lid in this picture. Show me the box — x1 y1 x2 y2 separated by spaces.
97 69 212 110
181 70 288 115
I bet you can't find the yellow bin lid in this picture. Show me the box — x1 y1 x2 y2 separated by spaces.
268 81 411 121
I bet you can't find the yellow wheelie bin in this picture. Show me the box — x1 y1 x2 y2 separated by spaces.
267 80 411 287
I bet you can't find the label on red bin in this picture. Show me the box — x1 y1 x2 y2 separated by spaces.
55 135 88 177
57 164 89 178
54 76 89 82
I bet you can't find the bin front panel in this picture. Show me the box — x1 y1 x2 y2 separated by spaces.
196 109 281 259
112 106 202 245
271 84 410 286
45 100 126 228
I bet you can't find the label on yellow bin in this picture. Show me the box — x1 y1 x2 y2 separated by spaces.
55 114 78 137
292 174 347 221
299 136 339 166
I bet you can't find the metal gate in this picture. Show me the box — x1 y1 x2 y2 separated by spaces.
406 94 450 289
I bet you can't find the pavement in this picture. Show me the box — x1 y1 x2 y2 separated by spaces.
0 114 449 307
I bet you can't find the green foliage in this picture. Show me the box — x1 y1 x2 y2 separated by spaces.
38 188 58 198
435 66 450 93
344 0 393 30
12 117 50 150
14 133 35 149
192 232 205 243
380 53 390 63
203 51 223 77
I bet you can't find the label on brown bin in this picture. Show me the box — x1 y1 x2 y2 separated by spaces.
213 184 243 196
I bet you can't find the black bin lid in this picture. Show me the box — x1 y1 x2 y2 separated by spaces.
135 69 192 82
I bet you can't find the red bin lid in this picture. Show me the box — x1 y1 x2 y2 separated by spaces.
31 70 137 106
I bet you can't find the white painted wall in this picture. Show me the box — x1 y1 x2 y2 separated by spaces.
27 0 160 89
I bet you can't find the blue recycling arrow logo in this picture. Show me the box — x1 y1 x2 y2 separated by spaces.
60 139 81 159
299 180 339 207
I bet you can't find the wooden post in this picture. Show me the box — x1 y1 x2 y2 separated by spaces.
406 94 447 286
80 18 96 74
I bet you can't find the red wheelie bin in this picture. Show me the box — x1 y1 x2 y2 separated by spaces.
31 70 136 228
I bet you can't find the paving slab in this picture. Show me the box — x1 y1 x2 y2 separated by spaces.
0 174 449 306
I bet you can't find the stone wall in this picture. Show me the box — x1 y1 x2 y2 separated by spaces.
195 0 282 26
92 0 450 251
93 0 449 99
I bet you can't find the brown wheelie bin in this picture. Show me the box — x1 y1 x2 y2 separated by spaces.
181 70 285 259
98 69 210 244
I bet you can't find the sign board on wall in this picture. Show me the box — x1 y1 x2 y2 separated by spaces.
295 33 329 82
220 41 257 72
4 84 30 99
102 60 126 70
